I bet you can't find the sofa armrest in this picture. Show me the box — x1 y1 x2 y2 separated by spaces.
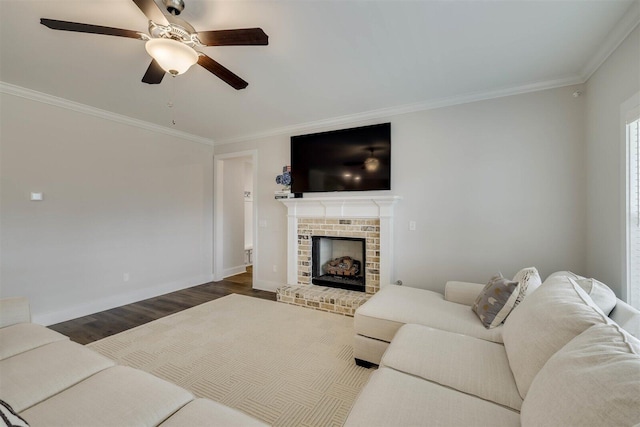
0 297 31 328
444 281 485 306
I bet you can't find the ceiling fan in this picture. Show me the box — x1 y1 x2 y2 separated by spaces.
344 148 383 171
40 0 268 90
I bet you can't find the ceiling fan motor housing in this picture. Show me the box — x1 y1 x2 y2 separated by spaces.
163 0 184 15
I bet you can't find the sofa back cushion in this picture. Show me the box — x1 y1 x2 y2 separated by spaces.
544 270 584 281
521 323 640 426
502 275 608 399
574 277 617 316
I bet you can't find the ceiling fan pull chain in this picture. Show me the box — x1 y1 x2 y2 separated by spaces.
167 76 176 126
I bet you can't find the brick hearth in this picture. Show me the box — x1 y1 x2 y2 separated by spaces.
277 284 371 316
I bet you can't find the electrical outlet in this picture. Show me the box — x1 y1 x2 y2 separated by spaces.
123 273 130 282
272 265 278 273
409 221 416 231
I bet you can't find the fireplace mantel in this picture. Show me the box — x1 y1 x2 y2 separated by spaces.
278 195 401 219
279 195 401 290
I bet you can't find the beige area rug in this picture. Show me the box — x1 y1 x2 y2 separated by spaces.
87 294 372 426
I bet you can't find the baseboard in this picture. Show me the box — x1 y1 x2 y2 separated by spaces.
252 279 283 293
33 274 214 326
222 265 247 279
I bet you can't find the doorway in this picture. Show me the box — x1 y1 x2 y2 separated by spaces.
213 150 258 287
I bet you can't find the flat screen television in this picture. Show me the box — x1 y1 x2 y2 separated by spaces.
290 123 391 193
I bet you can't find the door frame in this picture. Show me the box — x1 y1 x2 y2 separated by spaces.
213 149 258 283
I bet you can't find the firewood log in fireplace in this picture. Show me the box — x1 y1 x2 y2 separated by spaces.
323 256 360 277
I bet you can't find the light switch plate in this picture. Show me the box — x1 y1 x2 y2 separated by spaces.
30 192 43 201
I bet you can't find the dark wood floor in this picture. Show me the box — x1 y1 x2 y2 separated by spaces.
49 267 275 345
222 265 254 286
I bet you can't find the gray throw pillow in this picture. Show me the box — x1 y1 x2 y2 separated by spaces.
472 274 521 329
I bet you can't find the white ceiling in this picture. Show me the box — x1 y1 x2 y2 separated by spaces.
1 0 638 144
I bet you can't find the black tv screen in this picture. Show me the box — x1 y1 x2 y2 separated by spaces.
290 123 391 193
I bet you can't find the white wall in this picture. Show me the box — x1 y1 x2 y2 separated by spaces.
0 93 214 325
215 84 587 293
221 157 248 276
585 25 640 297
7 25 634 320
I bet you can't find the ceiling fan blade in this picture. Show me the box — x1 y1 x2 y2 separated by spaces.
40 18 144 39
197 28 268 46
197 54 248 90
141 59 165 84
132 0 169 26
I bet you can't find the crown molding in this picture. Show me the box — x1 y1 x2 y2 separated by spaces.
580 0 640 81
6 0 637 149
214 74 583 146
210 2 640 147
0 82 215 147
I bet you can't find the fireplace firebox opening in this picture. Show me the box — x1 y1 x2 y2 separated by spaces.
311 236 366 292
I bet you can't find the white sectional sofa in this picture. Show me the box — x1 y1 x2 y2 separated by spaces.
354 279 503 366
345 271 640 426
354 269 639 366
0 297 266 427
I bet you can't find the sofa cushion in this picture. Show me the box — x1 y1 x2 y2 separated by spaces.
343 367 520 427
521 323 640 427
0 340 115 412
503 276 609 399
512 267 542 306
20 366 194 426
355 284 504 344
472 275 521 329
0 323 68 361
382 324 523 410
353 334 389 365
159 398 267 427
0 298 31 328
574 277 617 316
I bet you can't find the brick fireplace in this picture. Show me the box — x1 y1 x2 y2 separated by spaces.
276 196 400 315
300 219 378 293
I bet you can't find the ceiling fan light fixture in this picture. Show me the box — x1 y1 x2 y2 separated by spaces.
145 38 198 75
364 157 380 172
